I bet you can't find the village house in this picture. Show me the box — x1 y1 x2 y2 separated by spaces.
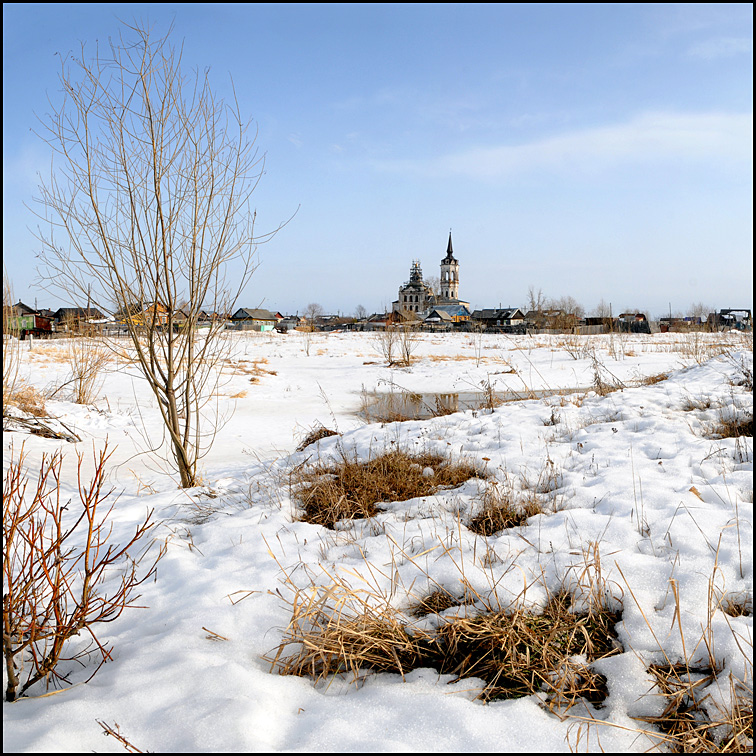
470 307 526 330
53 306 107 332
229 308 282 331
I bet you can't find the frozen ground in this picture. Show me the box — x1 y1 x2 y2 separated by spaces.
2 330 753 752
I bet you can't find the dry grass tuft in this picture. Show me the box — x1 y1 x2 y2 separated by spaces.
635 664 753 753
267 580 429 684
270 582 622 711
468 481 543 536
429 592 621 705
409 589 465 618
4 383 48 417
706 411 753 440
294 450 485 529
637 371 669 386
295 424 340 452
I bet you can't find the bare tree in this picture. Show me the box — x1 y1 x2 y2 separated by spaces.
687 302 713 329
425 275 441 298
2 270 22 413
301 303 323 356
526 285 546 314
353 304 367 322
303 303 324 330
34 22 284 487
591 299 612 319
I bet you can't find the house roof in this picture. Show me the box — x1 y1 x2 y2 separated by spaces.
472 307 524 320
424 309 453 322
232 308 280 321
53 306 106 320
13 301 37 315
428 303 471 317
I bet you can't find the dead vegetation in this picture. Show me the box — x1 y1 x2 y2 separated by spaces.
3 442 163 701
428 592 620 704
705 410 753 440
635 663 752 753
3 383 48 417
468 480 544 536
268 575 622 710
293 449 485 529
295 423 340 452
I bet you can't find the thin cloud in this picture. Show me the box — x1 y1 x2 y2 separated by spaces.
687 36 753 59
373 112 753 180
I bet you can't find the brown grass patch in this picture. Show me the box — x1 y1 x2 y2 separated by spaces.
295 424 340 452
468 481 544 536
637 372 669 386
705 411 753 440
293 450 485 529
635 664 752 753
409 589 466 618
429 592 621 704
4 384 48 417
270 583 621 709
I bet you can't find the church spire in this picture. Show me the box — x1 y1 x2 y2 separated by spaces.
442 230 457 263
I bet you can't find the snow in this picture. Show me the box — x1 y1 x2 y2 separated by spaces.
3 330 752 752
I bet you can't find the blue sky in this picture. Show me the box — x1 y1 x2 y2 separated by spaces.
3 3 752 317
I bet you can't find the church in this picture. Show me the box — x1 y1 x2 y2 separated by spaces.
391 233 471 322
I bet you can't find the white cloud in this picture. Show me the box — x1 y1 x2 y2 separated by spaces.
373 112 753 180
688 36 753 59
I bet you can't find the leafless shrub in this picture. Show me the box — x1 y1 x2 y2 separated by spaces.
55 336 110 404
589 350 626 396
3 441 164 701
373 325 398 366
97 720 151 753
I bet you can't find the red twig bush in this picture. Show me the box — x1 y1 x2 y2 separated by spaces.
2 442 164 701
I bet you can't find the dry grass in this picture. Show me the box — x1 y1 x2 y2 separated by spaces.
636 371 669 386
293 449 485 529
468 480 544 536
4 383 48 417
635 664 752 753
705 410 753 440
268 578 428 685
409 588 466 618
269 578 622 711
295 423 340 452
429 592 620 705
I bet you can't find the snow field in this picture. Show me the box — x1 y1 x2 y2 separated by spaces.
3 330 752 752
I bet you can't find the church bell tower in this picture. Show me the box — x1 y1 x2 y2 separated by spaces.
440 232 459 301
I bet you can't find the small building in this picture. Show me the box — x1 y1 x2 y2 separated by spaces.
54 306 107 332
471 307 525 329
617 313 651 334
230 308 281 331
708 309 752 332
